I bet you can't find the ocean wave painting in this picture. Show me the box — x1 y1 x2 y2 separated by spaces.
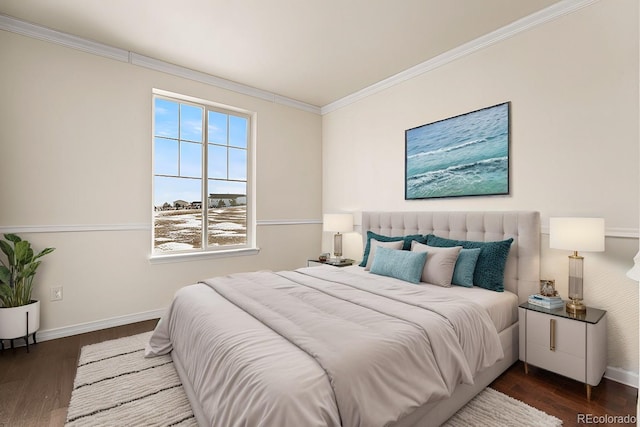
405 102 510 199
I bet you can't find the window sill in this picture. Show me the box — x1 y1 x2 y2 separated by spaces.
149 247 260 264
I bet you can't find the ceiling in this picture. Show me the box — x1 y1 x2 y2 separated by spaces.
1 0 564 107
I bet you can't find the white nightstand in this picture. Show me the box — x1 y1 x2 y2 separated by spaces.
518 302 607 400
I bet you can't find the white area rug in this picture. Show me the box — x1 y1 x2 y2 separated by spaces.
66 332 196 426
67 332 562 426
443 387 562 427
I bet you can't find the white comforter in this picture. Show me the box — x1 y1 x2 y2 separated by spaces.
146 266 503 427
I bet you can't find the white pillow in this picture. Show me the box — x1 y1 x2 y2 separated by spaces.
411 241 462 287
365 238 404 270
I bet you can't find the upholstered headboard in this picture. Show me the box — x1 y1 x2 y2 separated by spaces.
361 211 540 303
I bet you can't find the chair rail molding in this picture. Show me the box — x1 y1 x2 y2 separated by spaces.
0 219 323 234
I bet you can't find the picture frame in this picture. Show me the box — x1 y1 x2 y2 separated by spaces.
405 102 510 200
539 279 557 297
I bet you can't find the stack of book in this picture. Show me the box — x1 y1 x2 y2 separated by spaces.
528 294 564 309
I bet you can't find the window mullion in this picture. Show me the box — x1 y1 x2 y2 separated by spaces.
202 109 208 251
226 115 231 180
177 106 181 177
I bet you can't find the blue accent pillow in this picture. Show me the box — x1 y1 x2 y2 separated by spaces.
359 231 427 267
369 247 428 284
451 248 481 288
426 235 513 292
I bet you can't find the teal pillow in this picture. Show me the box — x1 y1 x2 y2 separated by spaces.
452 248 481 288
370 247 428 284
426 235 513 292
359 231 427 267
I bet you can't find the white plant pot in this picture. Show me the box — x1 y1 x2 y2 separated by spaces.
0 300 40 340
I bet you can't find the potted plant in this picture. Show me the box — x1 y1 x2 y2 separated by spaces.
0 234 55 348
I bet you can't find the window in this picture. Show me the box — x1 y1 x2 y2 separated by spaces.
152 92 252 255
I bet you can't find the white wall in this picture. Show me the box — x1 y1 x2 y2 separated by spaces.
0 31 323 333
1 0 637 387
323 0 639 380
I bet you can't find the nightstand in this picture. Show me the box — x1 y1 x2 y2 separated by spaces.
307 259 354 267
518 302 607 400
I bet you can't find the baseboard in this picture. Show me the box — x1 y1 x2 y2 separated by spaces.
35 308 165 343
604 366 639 389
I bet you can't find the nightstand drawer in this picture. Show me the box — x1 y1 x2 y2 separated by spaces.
527 310 585 357
525 310 586 382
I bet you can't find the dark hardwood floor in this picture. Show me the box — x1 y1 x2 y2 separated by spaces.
491 362 637 427
0 319 159 427
0 320 637 426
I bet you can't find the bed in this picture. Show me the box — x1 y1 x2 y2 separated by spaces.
146 210 540 426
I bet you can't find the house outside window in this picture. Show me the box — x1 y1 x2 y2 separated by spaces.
152 91 253 256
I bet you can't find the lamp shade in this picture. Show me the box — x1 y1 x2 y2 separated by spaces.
627 251 640 281
549 217 605 252
323 214 353 233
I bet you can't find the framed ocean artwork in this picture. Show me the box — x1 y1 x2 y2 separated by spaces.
405 102 510 200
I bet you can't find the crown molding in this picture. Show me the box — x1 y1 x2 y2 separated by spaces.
0 0 597 116
130 53 274 103
0 14 321 115
0 14 130 62
130 53 320 114
321 0 599 115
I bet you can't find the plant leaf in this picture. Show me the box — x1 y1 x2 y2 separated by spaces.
0 240 14 264
22 261 40 279
0 283 18 307
3 234 22 243
15 240 33 265
0 266 10 285
33 247 55 260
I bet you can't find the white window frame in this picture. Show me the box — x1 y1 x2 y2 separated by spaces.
150 89 257 262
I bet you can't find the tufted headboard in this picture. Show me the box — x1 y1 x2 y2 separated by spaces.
361 211 540 303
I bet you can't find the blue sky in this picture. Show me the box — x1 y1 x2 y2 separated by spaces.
153 98 247 206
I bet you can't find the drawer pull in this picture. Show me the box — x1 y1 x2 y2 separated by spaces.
550 318 556 351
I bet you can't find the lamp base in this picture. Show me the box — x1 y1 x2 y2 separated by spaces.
333 233 343 259
566 299 586 314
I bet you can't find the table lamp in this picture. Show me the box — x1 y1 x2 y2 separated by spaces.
323 213 353 260
549 217 604 314
627 251 640 281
